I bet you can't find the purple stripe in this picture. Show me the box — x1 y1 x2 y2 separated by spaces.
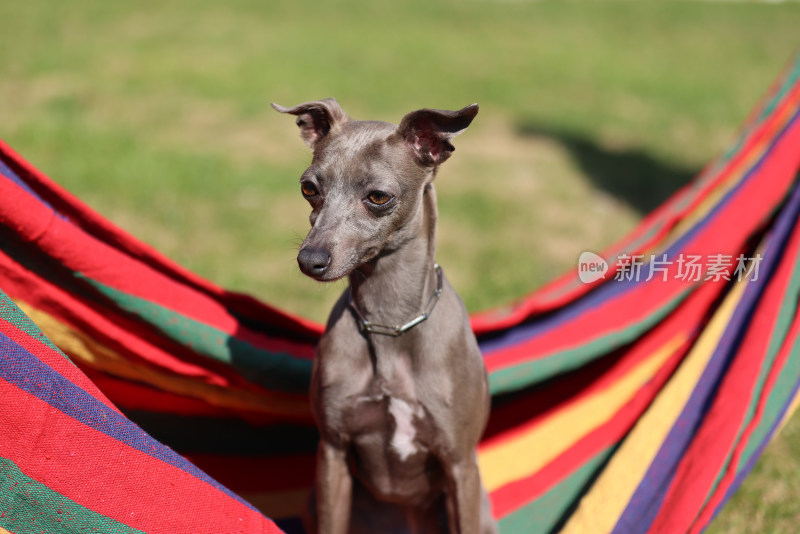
610 168 800 533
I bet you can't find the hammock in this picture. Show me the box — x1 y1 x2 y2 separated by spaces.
2 52 800 533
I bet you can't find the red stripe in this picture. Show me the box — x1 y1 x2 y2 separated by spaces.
0 383 282 534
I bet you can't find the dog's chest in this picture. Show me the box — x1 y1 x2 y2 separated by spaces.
344 384 432 459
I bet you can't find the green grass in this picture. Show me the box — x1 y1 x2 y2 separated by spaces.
2 0 800 530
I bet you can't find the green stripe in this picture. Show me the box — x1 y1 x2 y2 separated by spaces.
78 275 312 393
498 445 616 534
489 289 691 395
0 289 67 359
0 457 144 534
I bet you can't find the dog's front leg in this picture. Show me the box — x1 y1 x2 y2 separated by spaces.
316 440 351 534
444 456 483 534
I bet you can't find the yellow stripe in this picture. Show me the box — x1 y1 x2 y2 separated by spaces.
560 278 749 534
13 300 311 419
477 332 686 492
0 527 13 534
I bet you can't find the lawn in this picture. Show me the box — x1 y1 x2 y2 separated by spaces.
1 0 799 531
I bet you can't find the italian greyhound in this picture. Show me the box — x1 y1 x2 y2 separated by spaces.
273 98 496 534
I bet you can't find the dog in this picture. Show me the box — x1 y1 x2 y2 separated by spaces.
273 98 496 534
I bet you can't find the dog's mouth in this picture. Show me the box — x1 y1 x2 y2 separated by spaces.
300 268 347 283
297 248 379 282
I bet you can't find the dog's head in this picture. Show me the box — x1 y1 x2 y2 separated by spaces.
273 98 478 281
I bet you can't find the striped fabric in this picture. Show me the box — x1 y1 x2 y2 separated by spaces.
2 51 800 533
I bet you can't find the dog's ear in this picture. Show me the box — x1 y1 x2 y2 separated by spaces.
397 103 478 167
271 98 350 149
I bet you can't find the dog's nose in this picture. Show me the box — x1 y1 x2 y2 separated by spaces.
297 247 331 278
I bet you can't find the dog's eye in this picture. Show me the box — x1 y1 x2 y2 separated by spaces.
301 182 318 198
367 191 393 206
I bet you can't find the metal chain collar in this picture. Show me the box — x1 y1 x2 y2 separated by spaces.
348 264 443 337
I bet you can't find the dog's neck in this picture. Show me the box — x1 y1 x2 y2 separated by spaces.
348 184 439 329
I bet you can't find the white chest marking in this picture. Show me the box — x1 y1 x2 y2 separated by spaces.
388 397 419 461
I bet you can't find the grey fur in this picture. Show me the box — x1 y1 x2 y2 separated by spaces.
273 98 496 534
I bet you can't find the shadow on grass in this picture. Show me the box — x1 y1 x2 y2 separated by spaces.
517 123 699 214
